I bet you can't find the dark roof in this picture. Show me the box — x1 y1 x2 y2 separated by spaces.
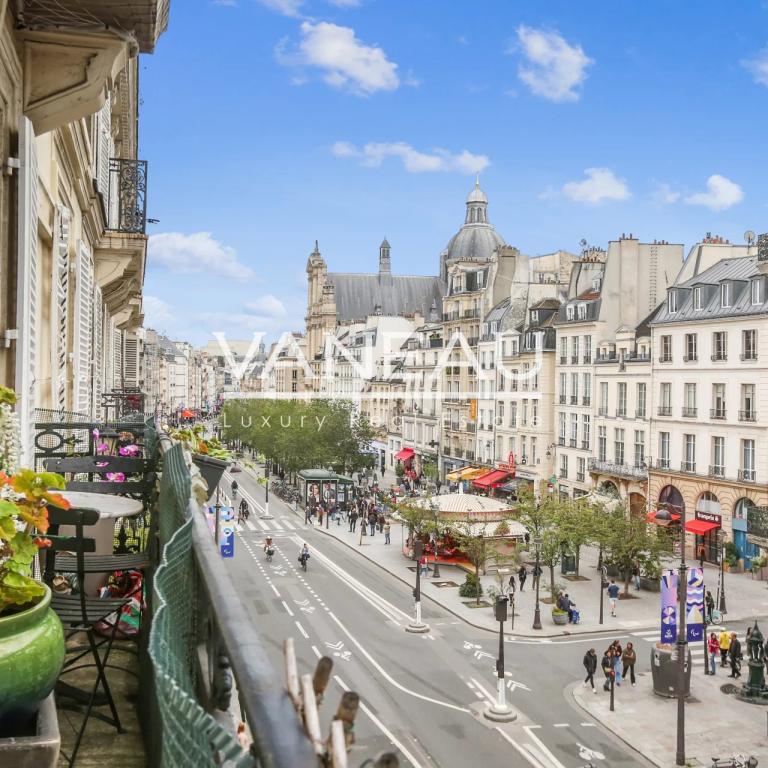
636 304 662 337
531 298 560 310
328 273 444 324
577 289 600 300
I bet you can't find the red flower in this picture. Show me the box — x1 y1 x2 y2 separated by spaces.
34 537 52 549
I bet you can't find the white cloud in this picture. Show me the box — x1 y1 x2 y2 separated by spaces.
561 168 630 204
148 232 254 280
685 174 744 211
244 294 287 319
328 0 361 6
742 47 768 87
514 25 593 102
143 295 173 327
279 21 400 95
257 0 304 16
651 182 681 205
331 141 489 174
212 0 237 6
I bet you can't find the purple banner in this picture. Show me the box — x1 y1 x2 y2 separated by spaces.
660 569 678 644
686 567 705 642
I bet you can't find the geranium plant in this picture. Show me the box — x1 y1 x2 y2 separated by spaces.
0 469 69 614
0 386 20 473
169 424 230 460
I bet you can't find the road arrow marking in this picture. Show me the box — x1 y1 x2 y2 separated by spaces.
577 744 605 761
463 641 482 650
333 651 352 661
506 679 531 692
325 641 344 651
473 650 494 660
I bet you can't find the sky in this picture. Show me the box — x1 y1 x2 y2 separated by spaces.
140 0 768 345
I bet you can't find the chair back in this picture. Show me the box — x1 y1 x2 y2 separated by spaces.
43 455 150 477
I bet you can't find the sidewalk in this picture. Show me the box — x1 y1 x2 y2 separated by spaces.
240 464 768 638
572 665 768 767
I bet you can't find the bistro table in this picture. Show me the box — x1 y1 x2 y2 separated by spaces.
53 489 143 594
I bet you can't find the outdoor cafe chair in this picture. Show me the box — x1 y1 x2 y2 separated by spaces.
42 506 132 767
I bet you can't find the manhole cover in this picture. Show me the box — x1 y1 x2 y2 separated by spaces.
721 683 740 695
433 580 459 588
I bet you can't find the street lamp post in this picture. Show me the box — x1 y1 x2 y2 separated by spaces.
718 529 727 615
214 485 222 547
262 458 273 520
484 595 517 722
599 560 608 626
431 499 441 579
533 535 542 630
406 539 430 633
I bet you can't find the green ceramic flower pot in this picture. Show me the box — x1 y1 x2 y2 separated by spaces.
0 585 65 725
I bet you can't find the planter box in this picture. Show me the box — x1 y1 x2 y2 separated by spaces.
552 612 568 625
192 454 229 499
639 576 660 592
0 693 59 768
650 646 691 699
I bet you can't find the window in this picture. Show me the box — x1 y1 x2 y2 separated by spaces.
532 400 539 427
509 401 517 427
291 370 298 379
559 337 567 363
712 331 727 361
659 382 671 415
570 372 578 403
636 383 647 418
667 290 677 313
291 381 297 392
566 305 574 320
659 432 670 468
617 382 627 417
571 336 580 363
742 329 757 361
570 413 578 445
741 384 756 421
751 278 763 305
721 283 731 308
598 426 607 462
521 399 528 426
683 434 696 472
560 454 569 478
531 438 537 465
683 383 697 417
559 372 567 403
577 456 586 482
741 439 756 481
684 333 697 361
521 362 530 391
711 437 725 477
558 412 566 442
582 372 591 404
584 335 592 363
582 414 591 448
614 428 625 464
660 335 672 362
599 381 608 414
508 436 515 456
693 286 702 310
634 430 645 467
711 383 726 419
530 310 538 324
577 303 587 320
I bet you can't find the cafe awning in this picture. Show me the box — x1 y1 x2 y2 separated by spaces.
685 518 720 536
446 466 487 482
394 448 415 461
472 469 511 489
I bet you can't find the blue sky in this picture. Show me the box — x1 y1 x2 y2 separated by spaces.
140 0 768 344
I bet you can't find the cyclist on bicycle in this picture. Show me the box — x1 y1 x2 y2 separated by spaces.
238 499 249 524
298 543 310 568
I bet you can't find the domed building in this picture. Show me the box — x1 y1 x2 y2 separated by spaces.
440 179 507 281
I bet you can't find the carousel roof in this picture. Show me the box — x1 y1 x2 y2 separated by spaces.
415 493 513 515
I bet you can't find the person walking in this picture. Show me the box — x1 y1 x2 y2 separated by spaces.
317 505 324 527
622 642 637 687
612 641 623 686
368 512 376 537
729 633 742 678
698 543 706 569
532 563 543 591
508 573 517 595
607 580 620 617
705 590 715 624
349 509 358 533
419 553 428 577
378 512 386 533
383 522 391 545
719 628 731 668
601 649 614 691
631 562 641 591
518 565 528 592
708 632 719 675
583 648 598 693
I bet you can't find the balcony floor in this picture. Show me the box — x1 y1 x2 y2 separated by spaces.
57 645 145 768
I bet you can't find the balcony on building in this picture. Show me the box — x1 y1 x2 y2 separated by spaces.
682 407 697 418
709 465 725 478
710 408 726 420
656 457 671 469
582 397 591 406
558 436 566 446
658 405 672 416
738 468 757 483
569 438 577 448
559 395 567 404
739 410 757 422
588 458 647 479
570 395 578 404
681 461 696 473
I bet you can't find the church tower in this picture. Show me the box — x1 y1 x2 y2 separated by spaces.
379 238 391 274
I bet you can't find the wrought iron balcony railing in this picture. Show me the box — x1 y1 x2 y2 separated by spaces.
588 458 646 479
739 410 757 422
107 158 148 234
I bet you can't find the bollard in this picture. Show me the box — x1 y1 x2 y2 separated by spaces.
334 690 360 747
313 656 333 704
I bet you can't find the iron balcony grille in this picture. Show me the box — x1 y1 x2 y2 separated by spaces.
710 409 726 420
709 465 725 478
656 458 670 469
682 407 697 418
107 158 148 234
741 352 757 361
681 461 696 473
658 406 672 416
739 410 757 422
738 468 757 482
582 397 591 406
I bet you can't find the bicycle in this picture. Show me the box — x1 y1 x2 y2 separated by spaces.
299 552 309 572
237 501 250 526
711 756 759 768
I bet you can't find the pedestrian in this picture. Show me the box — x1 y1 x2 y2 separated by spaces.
729 633 742 678
564 594 576 623
349 509 358 533
518 564 528 592
607 579 620 617
705 590 715 624
317 505 324 527
601 649 614 691
508 573 516 594
419 553 428 576
622 642 637 687
368 512 376 537
384 522 391 544
524 532 530 546
698 543 706 569
378 512 385 532
532 563 543 591
631 562 641 591
583 648 598 693
708 632 719 675
719 628 731 667
613 643 623 686
236 722 249 750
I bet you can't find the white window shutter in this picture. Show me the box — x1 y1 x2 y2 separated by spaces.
73 240 94 416
113 328 123 390
96 101 111 203
50 204 70 411
15 116 39 466
123 334 139 388
92 284 103 419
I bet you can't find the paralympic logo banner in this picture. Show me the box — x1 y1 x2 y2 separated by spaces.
660 570 678 643
686 567 705 642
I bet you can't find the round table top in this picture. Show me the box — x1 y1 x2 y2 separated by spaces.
54 490 143 519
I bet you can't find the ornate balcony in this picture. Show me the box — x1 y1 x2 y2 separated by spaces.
588 458 646 479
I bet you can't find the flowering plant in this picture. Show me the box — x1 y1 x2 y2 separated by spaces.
0 386 20 473
0 469 70 614
169 424 230 460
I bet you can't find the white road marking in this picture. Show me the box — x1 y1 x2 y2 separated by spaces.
245 519 257 531
473 650 494 661
333 675 422 768
580 722 596 727
325 641 344 651
328 611 470 714
523 725 568 768
294 620 309 639
552 723 569 728
506 679 531 693
281 600 294 617
494 728 548 768
283 519 296 530
469 677 496 705
577 743 605 760
269 583 280 597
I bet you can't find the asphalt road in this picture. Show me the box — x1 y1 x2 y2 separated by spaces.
217 467 664 768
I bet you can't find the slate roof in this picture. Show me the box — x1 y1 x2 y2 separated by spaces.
327 273 444 324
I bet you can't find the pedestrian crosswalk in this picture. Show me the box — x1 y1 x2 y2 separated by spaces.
630 625 729 664
236 516 299 533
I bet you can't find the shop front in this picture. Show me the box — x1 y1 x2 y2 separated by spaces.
686 508 721 565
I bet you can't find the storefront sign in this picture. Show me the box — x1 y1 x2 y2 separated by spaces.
695 510 721 525
497 452 516 476
660 570 678 644
686 567 704 642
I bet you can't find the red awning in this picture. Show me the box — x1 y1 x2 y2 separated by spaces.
647 510 681 524
685 518 720 535
394 448 414 461
473 469 511 489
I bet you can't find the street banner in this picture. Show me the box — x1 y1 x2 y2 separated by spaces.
660 569 678 644
220 522 235 558
686 567 705 642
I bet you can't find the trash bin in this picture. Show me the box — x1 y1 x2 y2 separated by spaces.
561 554 576 574
651 645 691 698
